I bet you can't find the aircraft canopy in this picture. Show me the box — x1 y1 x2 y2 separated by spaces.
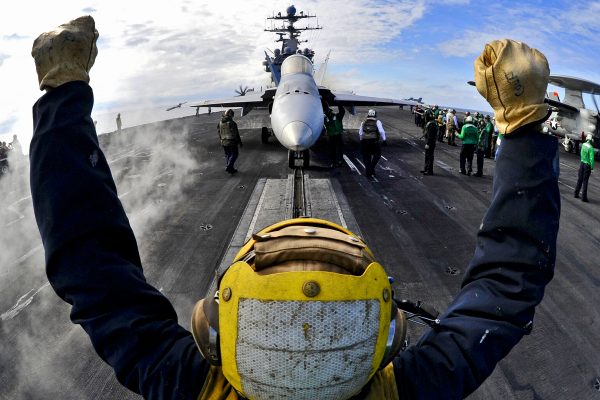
281 55 313 76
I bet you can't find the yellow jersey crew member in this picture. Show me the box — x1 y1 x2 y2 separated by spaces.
30 16 560 400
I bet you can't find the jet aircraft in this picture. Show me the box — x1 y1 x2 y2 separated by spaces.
190 5 416 168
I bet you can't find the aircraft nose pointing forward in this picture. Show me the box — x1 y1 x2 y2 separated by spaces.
281 121 313 151
269 54 325 152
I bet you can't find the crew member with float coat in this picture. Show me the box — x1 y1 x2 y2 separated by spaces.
217 109 242 174
436 114 445 142
446 109 459 145
359 109 386 178
421 110 438 175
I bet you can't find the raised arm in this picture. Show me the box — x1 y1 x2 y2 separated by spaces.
393 39 559 399
30 17 208 399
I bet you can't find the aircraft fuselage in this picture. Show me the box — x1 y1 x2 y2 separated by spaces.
270 55 324 152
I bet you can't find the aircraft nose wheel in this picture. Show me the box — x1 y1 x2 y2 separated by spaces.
288 150 310 168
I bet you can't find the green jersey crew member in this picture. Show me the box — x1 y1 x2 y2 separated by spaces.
359 109 386 178
457 116 479 175
218 109 242 174
30 17 560 400
325 105 346 167
474 115 493 177
574 134 595 202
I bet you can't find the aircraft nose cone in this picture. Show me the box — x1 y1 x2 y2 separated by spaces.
281 121 313 151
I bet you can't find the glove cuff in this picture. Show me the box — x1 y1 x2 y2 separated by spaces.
38 63 90 90
494 102 549 135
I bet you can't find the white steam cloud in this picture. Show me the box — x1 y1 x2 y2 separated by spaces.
0 116 200 399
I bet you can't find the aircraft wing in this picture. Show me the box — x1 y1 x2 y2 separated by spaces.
320 88 419 107
549 75 600 94
545 98 580 113
189 88 276 116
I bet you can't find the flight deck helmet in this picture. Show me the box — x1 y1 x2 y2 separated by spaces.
465 116 474 123
423 109 434 123
191 218 407 400
586 133 593 142
225 109 234 117
367 109 377 118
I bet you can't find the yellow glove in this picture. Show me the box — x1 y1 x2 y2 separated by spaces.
474 39 550 135
31 16 99 91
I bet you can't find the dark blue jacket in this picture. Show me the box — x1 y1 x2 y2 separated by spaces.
31 81 560 399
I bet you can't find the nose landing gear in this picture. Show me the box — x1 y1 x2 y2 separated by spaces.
288 149 310 169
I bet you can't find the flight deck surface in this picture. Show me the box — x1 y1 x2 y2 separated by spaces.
0 108 599 399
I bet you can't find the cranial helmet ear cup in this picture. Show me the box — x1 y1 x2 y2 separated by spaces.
379 300 407 369
191 294 221 366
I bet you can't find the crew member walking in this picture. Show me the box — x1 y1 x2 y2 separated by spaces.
421 110 438 175
457 115 478 175
324 105 346 167
574 134 595 202
359 109 386 178
218 109 242 174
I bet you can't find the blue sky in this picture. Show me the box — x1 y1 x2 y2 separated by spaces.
1 0 599 146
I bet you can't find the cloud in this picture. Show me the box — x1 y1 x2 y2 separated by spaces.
0 116 17 133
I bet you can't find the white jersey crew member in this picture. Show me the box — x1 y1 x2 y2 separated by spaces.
359 109 386 178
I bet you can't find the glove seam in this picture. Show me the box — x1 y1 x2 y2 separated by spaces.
488 46 509 134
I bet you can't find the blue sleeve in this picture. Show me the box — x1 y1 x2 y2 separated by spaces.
393 130 560 399
30 81 209 399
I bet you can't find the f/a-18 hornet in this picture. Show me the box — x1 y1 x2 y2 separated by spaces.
190 5 416 168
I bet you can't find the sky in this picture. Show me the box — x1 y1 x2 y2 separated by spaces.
1 0 600 148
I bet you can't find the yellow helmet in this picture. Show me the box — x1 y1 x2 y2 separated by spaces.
191 218 406 400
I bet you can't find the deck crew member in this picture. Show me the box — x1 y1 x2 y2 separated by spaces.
436 114 445 142
218 109 242 174
574 134 595 202
30 17 560 400
457 115 478 175
359 109 386 178
421 109 438 175
116 113 122 134
475 115 493 176
324 105 346 167
445 108 459 145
